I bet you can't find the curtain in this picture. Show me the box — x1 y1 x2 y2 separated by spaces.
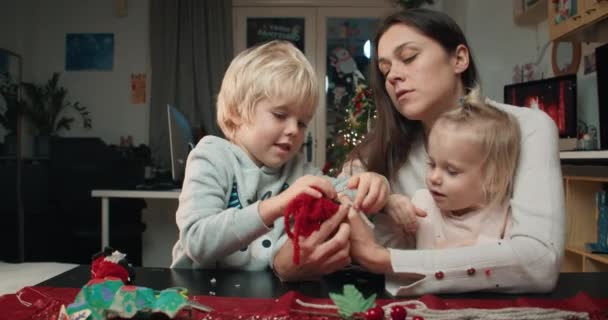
149 0 232 167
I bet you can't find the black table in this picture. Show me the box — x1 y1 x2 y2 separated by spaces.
38 266 608 299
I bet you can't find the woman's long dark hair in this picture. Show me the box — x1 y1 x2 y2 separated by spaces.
346 8 480 181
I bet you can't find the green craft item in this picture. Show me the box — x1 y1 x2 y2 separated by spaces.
65 278 191 319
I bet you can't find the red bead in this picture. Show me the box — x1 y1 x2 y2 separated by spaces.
390 305 407 320
467 267 476 276
434 271 444 279
412 316 424 320
365 306 384 320
485 269 492 276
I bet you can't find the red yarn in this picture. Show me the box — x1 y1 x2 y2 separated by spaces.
283 193 340 265
91 260 130 284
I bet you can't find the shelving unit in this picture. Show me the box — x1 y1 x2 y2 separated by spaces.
561 167 608 272
548 0 608 41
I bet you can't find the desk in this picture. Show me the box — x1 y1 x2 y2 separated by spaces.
91 189 181 250
38 266 608 299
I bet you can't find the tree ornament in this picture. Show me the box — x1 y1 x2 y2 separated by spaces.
390 305 407 320
365 306 384 320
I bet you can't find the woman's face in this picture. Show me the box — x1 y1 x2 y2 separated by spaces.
377 23 467 128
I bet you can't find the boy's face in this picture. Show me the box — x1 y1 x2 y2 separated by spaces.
425 125 485 214
232 96 313 168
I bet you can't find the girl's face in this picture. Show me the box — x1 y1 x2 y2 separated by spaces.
425 125 485 214
377 23 469 129
232 96 312 168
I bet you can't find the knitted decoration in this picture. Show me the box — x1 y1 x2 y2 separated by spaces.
296 295 590 320
91 247 135 284
284 194 340 265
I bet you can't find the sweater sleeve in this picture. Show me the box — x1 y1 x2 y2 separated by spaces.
172 143 271 268
384 110 565 296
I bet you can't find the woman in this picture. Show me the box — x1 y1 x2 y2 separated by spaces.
343 8 565 295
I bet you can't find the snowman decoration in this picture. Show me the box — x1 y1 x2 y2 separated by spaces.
330 47 365 88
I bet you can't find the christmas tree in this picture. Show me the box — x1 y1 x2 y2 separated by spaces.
325 85 376 176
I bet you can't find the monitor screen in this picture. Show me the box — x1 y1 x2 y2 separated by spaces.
504 75 577 138
167 105 194 184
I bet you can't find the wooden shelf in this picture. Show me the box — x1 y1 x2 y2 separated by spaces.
513 0 548 25
566 244 608 265
561 171 608 272
562 165 608 181
561 150 608 159
549 0 608 41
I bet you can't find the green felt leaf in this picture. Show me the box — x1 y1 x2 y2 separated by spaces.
329 285 377 318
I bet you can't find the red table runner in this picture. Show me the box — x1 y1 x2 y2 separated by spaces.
1 286 607 320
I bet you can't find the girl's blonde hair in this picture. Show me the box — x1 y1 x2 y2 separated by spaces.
216 40 318 139
433 86 521 206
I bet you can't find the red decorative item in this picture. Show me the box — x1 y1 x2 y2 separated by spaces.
485 269 492 277
434 271 444 280
412 316 425 320
92 261 130 284
365 306 384 320
2 288 608 320
390 305 407 320
90 247 135 284
467 267 476 276
284 193 340 264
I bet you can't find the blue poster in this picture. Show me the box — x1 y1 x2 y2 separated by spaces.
65 33 114 71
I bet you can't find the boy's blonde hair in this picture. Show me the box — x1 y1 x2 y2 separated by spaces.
216 40 319 139
433 87 521 206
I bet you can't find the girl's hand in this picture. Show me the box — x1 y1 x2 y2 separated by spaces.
385 194 427 233
347 172 390 214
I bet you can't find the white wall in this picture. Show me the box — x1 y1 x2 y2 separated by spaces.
453 0 552 102
7 0 150 146
447 0 602 136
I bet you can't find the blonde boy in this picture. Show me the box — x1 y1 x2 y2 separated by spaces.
171 41 388 270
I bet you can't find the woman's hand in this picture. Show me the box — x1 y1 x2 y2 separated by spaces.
347 204 392 274
273 202 351 281
385 194 427 233
347 172 390 214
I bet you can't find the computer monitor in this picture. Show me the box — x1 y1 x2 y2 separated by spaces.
167 104 194 184
504 75 577 138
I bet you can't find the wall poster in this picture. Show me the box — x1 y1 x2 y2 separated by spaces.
246 18 305 52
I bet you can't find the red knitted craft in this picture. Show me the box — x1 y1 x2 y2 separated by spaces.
90 248 135 284
284 193 340 265
91 256 130 284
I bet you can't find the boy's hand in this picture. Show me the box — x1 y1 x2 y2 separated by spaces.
347 172 390 214
385 194 427 233
259 175 337 224
273 202 351 281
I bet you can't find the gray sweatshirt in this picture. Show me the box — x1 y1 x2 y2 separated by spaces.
171 136 349 270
